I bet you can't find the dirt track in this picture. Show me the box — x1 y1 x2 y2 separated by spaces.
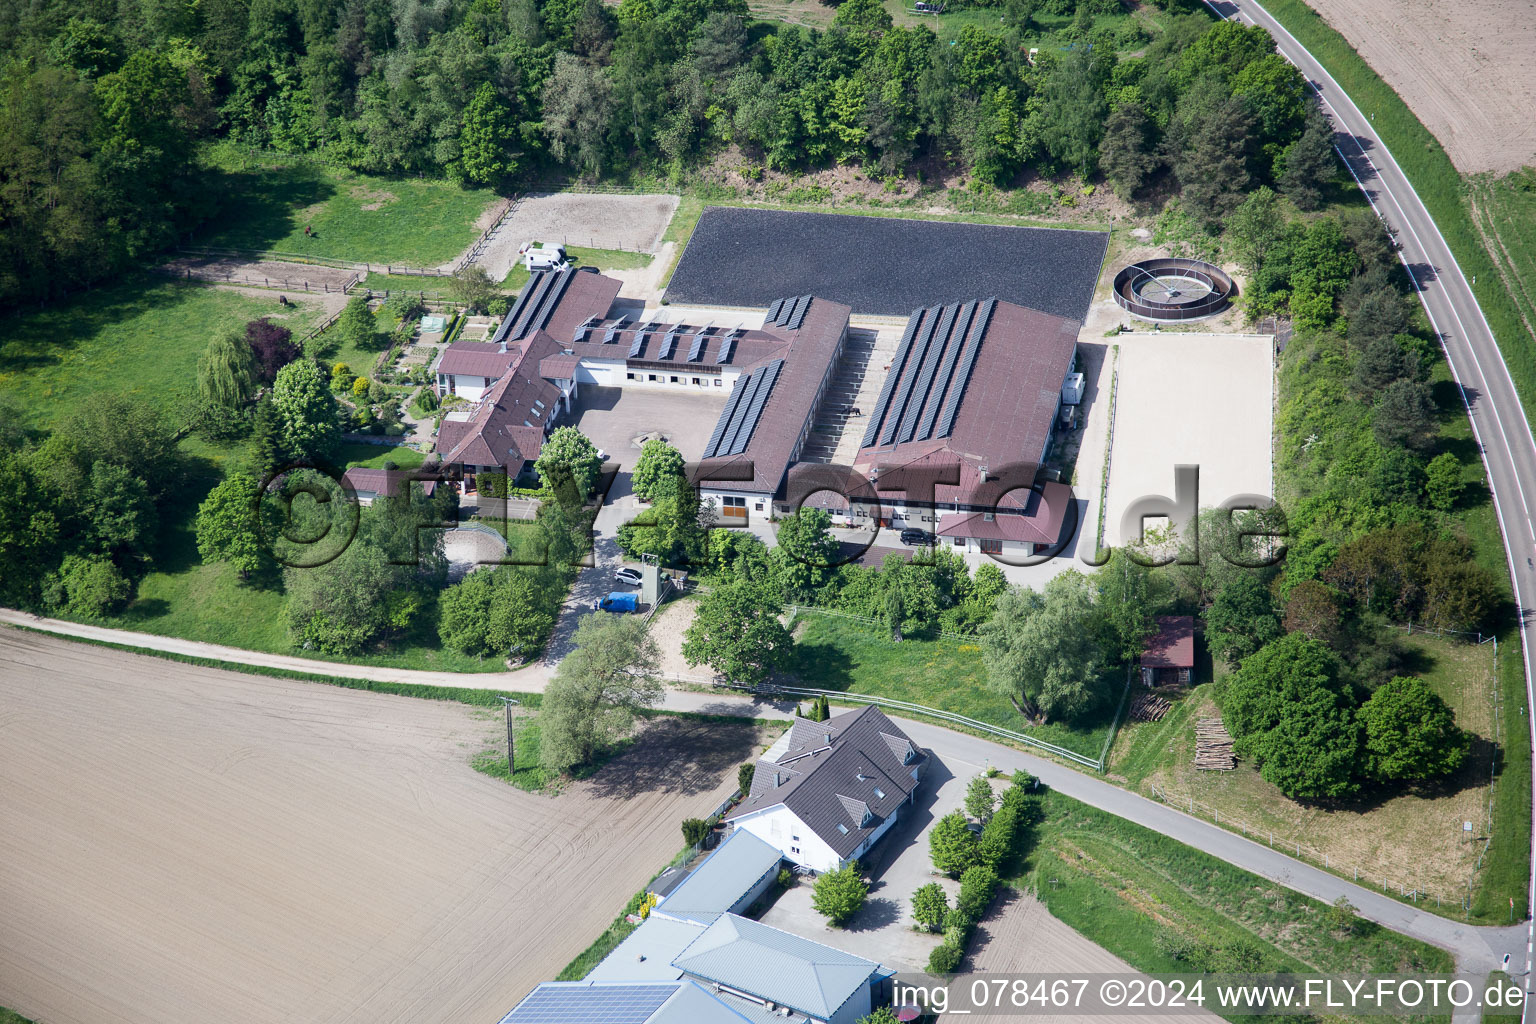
0 628 759 1024
1303 0 1536 173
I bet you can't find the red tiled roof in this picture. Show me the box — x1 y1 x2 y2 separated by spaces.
438 342 519 379
341 467 438 499
1142 615 1195 668
934 480 1071 545
539 354 581 380
435 332 563 468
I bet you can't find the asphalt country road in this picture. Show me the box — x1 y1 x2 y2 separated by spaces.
1207 0 1536 1000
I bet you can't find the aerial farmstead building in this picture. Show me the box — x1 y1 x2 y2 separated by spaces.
726 705 927 875
1140 615 1196 686
432 267 1079 551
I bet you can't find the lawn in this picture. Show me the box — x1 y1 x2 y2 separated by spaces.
198 145 497 267
567 245 654 272
1469 168 1536 352
783 611 1119 760
1016 789 1454 985
0 278 327 431
1107 633 1501 918
337 442 428 470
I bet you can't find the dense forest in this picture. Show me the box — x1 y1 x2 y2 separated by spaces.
0 0 1336 306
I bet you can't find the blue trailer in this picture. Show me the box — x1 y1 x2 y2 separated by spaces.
594 591 639 613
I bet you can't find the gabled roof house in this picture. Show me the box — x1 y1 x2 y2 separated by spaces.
726 706 926 874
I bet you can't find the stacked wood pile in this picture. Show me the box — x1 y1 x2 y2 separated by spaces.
1129 692 1172 722
1195 718 1236 771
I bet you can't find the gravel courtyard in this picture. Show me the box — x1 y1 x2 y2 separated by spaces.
0 628 757 1024
1102 332 1275 550
666 208 1108 321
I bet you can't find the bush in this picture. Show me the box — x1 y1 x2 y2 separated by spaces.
476 471 511 499
737 762 755 795
777 867 795 888
956 864 999 921
681 818 709 846
929 810 979 877
927 942 963 974
811 862 869 926
912 881 948 931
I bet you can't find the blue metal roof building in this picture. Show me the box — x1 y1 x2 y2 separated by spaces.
652 829 783 926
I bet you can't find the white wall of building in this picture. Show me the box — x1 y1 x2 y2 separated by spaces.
437 373 494 402
620 367 737 391
729 805 844 874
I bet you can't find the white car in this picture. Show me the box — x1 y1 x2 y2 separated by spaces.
614 567 643 587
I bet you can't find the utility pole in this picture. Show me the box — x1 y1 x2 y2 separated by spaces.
498 697 522 774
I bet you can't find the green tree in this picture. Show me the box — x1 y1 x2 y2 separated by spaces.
539 612 663 772
1372 379 1434 449
195 329 258 438
450 264 500 314
438 566 561 658
542 52 614 174
617 476 701 565
271 360 340 462
631 437 686 502
1359 676 1468 782
334 295 379 352
964 774 996 823
1099 101 1158 199
955 864 999 921
1350 334 1416 398
195 472 268 579
1424 453 1465 512
84 461 157 559
454 82 518 185
1173 95 1255 228
48 553 131 617
1278 103 1335 211
980 571 1109 722
681 817 710 845
1225 186 1284 279
929 810 979 877
536 425 603 499
811 862 868 926
833 0 892 36
1325 895 1358 935
1204 571 1282 666
0 450 61 606
977 802 1019 869
1095 553 1160 663
772 507 840 600
682 577 794 684
1039 48 1106 177
1223 634 1360 801
737 761 755 794
912 882 948 932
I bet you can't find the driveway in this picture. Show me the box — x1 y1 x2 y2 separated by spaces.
756 756 966 971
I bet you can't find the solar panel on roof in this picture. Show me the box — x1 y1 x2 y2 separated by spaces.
498 983 679 1024
786 294 812 330
897 303 958 443
716 334 736 364
721 358 782 456
765 297 786 323
702 372 753 459
880 305 941 446
687 329 709 362
572 314 599 344
716 366 766 456
508 271 555 339
935 298 995 438
861 309 922 449
602 316 629 344
658 325 683 361
628 330 646 358
915 300 976 442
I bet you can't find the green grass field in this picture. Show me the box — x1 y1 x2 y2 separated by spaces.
199 146 497 267
1018 790 1454 986
784 611 1119 760
0 1007 36 1024
0 278 326 431
337 442 428 470
1469 169 1536 351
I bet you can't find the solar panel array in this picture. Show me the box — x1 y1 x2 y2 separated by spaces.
701 359 785 459
765 294 813 331
717 328 742 365
627 325 649 359
506 268 575 341
572 315 600 343
686 326 713 362
498 983 679 1024
658 324 683 361
861 298 997 449
602 316 629 344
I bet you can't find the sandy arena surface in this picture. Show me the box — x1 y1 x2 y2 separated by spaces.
1103 332 1275 549
1301 0 1536 173
477 194 681 283
160 256 362 294
0 628 759 1024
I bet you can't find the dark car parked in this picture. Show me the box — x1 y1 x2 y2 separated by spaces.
899 527 935 546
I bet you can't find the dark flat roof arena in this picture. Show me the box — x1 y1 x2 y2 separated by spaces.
666 207 1109 321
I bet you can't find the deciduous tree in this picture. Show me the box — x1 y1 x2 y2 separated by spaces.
682 577 794 684
540 612 663 771
1359 676 1468 782
271 359 340 462
812 863 868 926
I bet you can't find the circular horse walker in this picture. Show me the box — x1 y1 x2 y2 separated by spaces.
1112 257 1235 322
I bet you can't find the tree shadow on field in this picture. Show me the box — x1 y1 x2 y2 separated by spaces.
0 277 192 378
582 716 762 800
782 637 855 692
195 161 338 254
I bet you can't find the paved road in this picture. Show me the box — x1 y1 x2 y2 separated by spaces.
1208 0 1536 991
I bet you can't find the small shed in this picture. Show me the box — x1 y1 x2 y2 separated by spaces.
1140 615 1194 687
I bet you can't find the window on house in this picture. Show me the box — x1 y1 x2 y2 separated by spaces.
791 835 800 841
714 379 722 387
979 537 1003 554
874 787 885 799
692 377 701 385
953 536 964 546
791 846 799 854
670 375 679 383
755 502 764 511
626 372 635 380
837 823 849 835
